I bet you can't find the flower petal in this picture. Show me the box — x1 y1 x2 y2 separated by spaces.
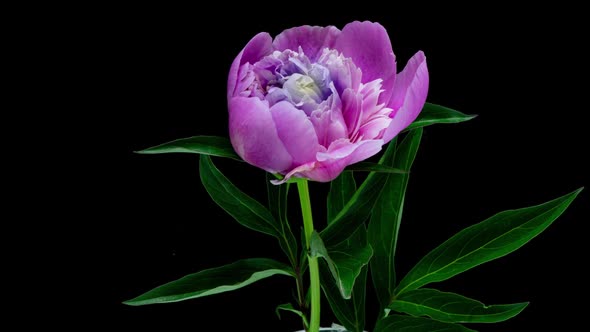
310 86 348 149
384 51 429 142
272 25 341 61
228 32 273 100
341 88 362 137
335 21 396 105
229 96 292 172
358 115 392 140
270 162 317 185
270 101 320 166
298 139 383 182
317 138 383 164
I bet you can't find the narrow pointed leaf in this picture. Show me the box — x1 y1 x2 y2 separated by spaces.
124 258 294 306
137 135 241 160
368 128 422 309
327 171 356 224
345 162 408 174
374 315 476 332
405 102 477 131
200 156 294 261
390 288 528 323
310 230 373 299
276 303 309 328
320 226 370 332
267 173 298 267
396 187 584 295
320 139 398 245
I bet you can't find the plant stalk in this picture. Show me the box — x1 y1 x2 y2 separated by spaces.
297 180 320 332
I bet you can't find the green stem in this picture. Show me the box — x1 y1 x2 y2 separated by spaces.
297 180 320 332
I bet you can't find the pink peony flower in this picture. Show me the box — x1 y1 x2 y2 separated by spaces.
228 21 428 182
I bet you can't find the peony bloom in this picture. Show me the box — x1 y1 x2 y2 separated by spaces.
228 21 428 183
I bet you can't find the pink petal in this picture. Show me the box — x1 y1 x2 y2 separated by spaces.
341 88 362 137
310 107 348 148
270 162 317 185
359 79 385 123
272 25 341 61
316 138 358 162
384 51 429 142
227 33 273 100
270 101 320 166
358 115 392 140
318 138 384 164
346 139 384 164
285 139 384 182
229 96 292 173
335 21 396 106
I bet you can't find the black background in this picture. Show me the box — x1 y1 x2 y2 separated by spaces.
81 4 588 331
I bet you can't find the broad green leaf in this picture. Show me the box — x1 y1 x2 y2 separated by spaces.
266 173 298 267
320 139 398 245
124 258 293 306
310 231 373 299
390 288 528 323
396 187 583 295
320 226 370 332
275 303 308 328
200 156 294 260
345 162 408 174
368 129 422 310
327 171 356 224
374 315 476 332
405 102 477 131
137 135 241 160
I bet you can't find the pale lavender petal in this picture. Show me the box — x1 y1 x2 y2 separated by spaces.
272 25 341 61
335 21 396 105
317 49 362 95
383 51 429 142
270 101 320 166
229 96 292 172
234 63 263 98
228 33 273 100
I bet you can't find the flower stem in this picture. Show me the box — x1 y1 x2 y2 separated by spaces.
297 179 320 332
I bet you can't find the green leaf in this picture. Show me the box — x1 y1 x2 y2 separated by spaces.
405 102 477 131
368 128 422 310
345 162 408 174
124 258 294 306
390 288 528 323
310 231 373 299
320 139 398 246
320 226 370 332
374 315 476 332
137 135 241 160
266 173 298 267
276 303 308 328
327 171 356 224
396 187 584 295
199 155 294 260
